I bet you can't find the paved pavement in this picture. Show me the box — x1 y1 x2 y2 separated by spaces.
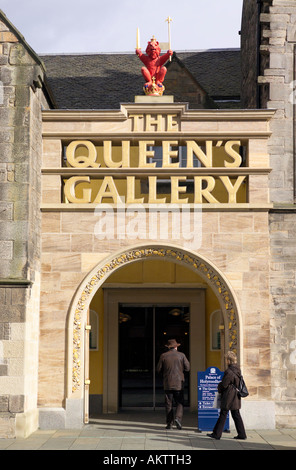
1 411 296 452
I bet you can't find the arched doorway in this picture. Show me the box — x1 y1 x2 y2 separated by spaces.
65 243 242 424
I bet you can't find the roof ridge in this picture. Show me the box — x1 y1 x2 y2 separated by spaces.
39 48 240 57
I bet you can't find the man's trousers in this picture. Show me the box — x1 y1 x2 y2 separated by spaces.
164 390 184 424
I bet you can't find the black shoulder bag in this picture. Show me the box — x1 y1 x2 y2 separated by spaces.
234 374 249 398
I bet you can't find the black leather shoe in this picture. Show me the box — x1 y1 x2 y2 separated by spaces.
207 433 220 440
233 435 247 440
166 424 172 429
174 418 182 430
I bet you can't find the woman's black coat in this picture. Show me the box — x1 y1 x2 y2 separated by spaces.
218 363 242 411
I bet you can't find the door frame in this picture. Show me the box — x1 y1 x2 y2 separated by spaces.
84 308 91 423
103 286 206 413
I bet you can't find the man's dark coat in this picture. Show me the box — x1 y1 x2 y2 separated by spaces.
157 348 190 390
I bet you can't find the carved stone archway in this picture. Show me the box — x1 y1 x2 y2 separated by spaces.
66 243 242 398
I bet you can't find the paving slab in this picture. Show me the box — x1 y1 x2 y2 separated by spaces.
1 411 296 452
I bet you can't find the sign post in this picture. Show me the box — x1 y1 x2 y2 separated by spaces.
197 367 229 432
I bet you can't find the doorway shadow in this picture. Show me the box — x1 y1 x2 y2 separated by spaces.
87 410 295 450
90 409 196 429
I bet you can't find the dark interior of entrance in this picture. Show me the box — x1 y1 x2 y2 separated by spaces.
119 304 190 409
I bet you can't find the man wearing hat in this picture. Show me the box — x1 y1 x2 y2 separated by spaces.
156 339 190 429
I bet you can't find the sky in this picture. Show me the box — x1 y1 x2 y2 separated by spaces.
0 0 244 54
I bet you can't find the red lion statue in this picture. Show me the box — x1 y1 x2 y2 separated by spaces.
136 36 173 95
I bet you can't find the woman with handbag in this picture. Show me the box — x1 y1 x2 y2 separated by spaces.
207 351 247 440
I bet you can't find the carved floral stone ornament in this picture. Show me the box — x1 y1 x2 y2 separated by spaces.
71 247 238 392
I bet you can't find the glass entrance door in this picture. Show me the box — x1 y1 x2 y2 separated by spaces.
118 304 190 409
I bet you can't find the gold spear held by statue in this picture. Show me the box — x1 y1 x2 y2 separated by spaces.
165 16 172 61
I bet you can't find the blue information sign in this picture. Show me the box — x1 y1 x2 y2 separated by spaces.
197 367 229 432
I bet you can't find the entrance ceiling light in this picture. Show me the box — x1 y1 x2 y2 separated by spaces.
169 308 182 317
119 312 131 323
183 313 190 323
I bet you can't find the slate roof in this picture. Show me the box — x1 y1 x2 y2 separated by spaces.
40 49 241 110
175 50 241 100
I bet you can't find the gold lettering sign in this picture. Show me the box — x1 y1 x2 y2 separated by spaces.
66 140 100 168
63 174 247 204
129 113 178 132
63 137 247 205
65 139 242 169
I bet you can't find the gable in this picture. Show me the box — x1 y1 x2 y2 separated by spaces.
165 56 216 109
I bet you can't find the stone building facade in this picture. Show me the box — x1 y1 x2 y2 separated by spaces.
0 11 53 437
0 1 296 438
241 0 296 428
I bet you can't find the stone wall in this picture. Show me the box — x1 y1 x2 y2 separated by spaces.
241 0 260 108
0 12 51 437
259 0 295 203
241 0 296 201
261 1 296 427
241 0 271 109
269 210 296 427
39 209 272 414
241 0 296 427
